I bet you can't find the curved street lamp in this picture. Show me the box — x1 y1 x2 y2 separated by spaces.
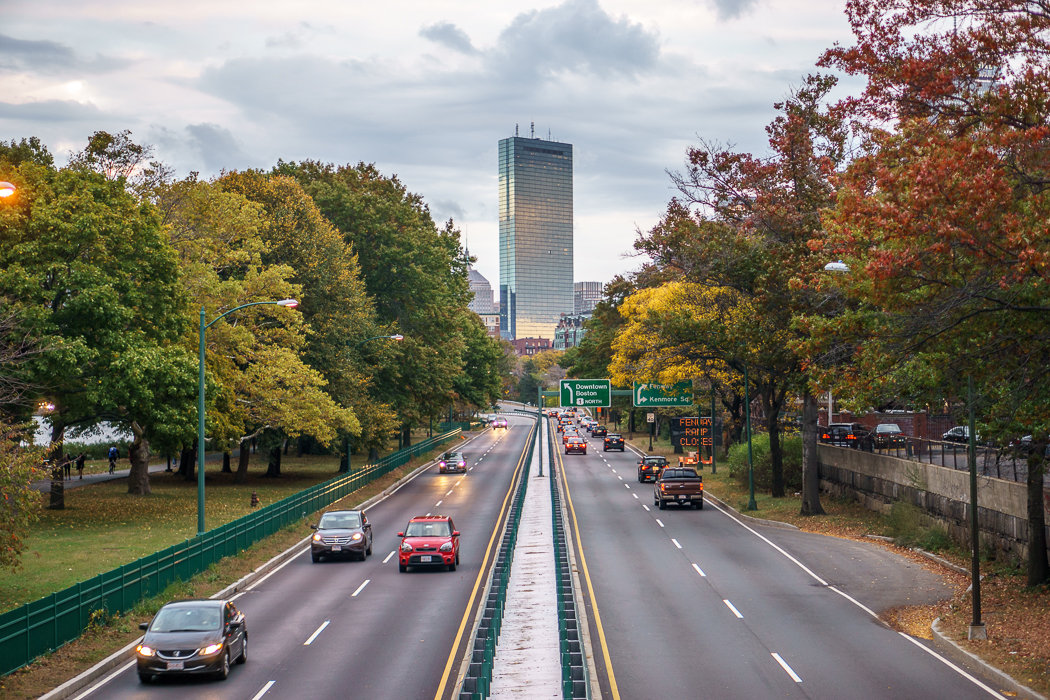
197 299 299 535
0 182 17 198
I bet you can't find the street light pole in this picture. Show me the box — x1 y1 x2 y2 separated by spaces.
968 376 986 639
744 363 757 511
198 299 298 535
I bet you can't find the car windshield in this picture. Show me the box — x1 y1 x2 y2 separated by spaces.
320 513 361 529
607 434 621 439
405 521 451 537
442 453 463 462
877 425 901 433
151 605 221 632
663 469 698 479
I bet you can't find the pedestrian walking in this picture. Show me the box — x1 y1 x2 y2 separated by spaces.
108 445 119 474
76 452 86 480
62 455 72 480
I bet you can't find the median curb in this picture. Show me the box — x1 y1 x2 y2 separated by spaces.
34 434 488 700
931 618 1047 700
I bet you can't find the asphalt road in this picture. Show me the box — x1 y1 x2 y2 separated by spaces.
560 419 1007 700
72 417 533 700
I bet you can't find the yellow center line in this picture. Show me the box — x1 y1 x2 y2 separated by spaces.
433 421 536 700
557 436 622 700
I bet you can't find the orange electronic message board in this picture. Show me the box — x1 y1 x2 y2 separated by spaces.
670 417 722 449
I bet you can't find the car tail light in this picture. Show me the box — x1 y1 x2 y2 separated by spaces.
821 433 830 439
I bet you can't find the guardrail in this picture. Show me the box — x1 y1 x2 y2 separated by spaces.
0 429 462 677
458 420 536 699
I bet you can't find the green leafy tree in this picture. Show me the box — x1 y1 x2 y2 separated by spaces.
0 421 44 570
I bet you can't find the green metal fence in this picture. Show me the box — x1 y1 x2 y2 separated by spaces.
0 429 462 677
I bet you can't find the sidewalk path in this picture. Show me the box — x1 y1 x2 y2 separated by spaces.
31 451 236 493
489 419 561 699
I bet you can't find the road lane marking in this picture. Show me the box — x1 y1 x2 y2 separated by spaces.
672 538 682 549
617 476 622 480
383 551 395 563
692 563 707 577
248 545 306 590
642 505 650 511
351 580 370 597
558 436 622 700
304 620 330 645
433 419 535 700
896 632 1005 698
251 681 277 700
68 660 134 700
426 513 431 516
656 519 665 527
771 653 802 682
470 467 474 470
723 599 743 618
632 493 638 499
446 489 454 495
435 500 443 507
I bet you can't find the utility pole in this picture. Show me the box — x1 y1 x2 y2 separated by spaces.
968 376 986 639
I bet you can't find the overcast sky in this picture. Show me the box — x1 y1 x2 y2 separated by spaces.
1 0 860 287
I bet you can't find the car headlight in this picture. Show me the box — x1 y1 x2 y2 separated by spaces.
201 642 223 656
401 542 413 553
439 461 446 468
439 542 453 552
312 533 322 541
352 532 362 540
136 644 155 657
459 461 466 467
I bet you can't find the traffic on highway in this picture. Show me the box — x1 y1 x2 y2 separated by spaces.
73 408 1009 700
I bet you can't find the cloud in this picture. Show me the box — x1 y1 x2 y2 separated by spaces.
491 0 659 80
709 0 762 21
151 123 257 175
0 99 102 122
420 22 478 55
266 32 304 49
431 199 466 222
0 34 128 74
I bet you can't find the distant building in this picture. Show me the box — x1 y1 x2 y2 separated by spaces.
468 266 495 315
554 313 590 350
574 282 603 316
499 132 573 341
479 312 500 338
511 337 551 357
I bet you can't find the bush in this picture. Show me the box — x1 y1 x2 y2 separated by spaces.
886 501 952 551
725 432 802 493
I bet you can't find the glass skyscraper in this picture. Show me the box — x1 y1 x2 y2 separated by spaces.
498 135 573 341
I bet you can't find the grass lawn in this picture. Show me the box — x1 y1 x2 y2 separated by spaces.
2 429 446 614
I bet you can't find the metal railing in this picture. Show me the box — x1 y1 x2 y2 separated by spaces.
844 435 1045 484
0 429 462 677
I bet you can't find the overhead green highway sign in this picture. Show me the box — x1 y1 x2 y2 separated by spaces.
560 379 611 407
632 381 693 407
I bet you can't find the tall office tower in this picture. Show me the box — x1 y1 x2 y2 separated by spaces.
498 132 573 340
574 281 604 315
467 265 494 314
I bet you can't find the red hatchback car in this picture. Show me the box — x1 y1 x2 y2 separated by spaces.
398 516 460 572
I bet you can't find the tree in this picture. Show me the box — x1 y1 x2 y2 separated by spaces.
453 314 505 410
0 421 43 570
0 147 196 499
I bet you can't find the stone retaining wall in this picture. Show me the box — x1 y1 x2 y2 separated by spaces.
818 445 1048 563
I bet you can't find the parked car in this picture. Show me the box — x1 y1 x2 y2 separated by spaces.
654 466 704 510
820 422 869 448
603 433 625 451
310 509 372 562
439 451 467 473
398 516 460 572
592 425 608 438
565 437 587 455
136 599 247 683
872 423 907 448
637 455 668 482
942 426 980 443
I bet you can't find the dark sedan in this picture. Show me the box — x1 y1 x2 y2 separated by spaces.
637 455 668 482
603 433 625 451
136 599 247 683
311 510 373 562
872 423 907 448
592 425 608 437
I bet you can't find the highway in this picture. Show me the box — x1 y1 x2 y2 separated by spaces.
560 419 1006 700
71 416 534 700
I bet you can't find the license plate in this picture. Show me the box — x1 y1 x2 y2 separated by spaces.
166 661 184 671
332 545 342 551
420 555 432 562
679 495 687 500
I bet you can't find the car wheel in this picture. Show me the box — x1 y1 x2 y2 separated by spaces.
456 552 460 565
366 540 372 556
637 476 644 483
399 563 407 573
697 500 704 510
216 650 230 680
138 674 152 684
658 499 667 510
448 561 457 572
653 498 659 506
236 635 248 664
311 553 320 563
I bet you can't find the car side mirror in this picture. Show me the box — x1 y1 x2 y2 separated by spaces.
139 622 149 631
397 532 404 537
310 524 318 530
230 620 243 628
453 531 461 537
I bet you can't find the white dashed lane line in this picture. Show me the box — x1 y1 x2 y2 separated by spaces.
772 653 802 682
351 580 370 597
723 599 743 618
625 484 630 489
383 551 395 564
250 681 276 700
692 563 707 577
656 519 665 528
446 489 454 496
642 505 650 511
303 620 330 645
435 500 442 507
632 493 638 499
672 538 682 549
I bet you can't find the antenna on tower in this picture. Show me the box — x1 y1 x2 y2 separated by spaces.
548 128 551 141
531 121 534 139
515 124 519 136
